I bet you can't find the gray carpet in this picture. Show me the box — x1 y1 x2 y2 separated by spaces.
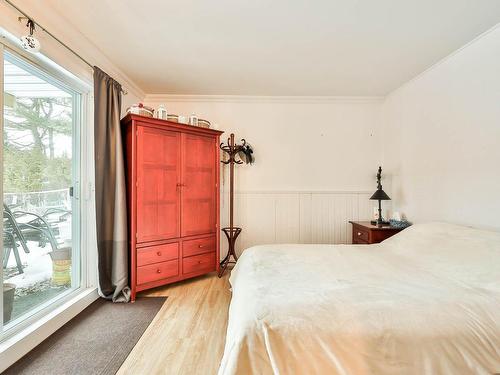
4 297 166 375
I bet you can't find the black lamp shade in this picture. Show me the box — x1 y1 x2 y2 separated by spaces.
370 189 391 201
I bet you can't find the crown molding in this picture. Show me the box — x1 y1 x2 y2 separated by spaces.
144 94 384 104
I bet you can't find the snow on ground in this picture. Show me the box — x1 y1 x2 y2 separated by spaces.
5 243 53 289
4 219 72 289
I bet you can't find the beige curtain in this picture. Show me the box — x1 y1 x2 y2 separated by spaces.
94 67 130 302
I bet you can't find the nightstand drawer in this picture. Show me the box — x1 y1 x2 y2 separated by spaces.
353 228 369 242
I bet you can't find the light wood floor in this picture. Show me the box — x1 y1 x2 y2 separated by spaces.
117 272 232 375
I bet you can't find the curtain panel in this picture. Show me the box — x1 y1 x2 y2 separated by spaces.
93 66 130 302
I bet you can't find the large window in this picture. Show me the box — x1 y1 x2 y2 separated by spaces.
1 49 85 332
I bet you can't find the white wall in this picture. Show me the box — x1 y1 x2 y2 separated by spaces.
382 25 500 230
145 96 385 253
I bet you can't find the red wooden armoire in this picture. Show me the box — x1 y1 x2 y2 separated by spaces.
121 114 223 301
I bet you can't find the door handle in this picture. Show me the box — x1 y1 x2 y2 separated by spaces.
69 184 80 200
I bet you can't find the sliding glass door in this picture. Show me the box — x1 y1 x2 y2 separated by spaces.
2 50 81 328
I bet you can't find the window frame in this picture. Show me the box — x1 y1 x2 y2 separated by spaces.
0 36 97 343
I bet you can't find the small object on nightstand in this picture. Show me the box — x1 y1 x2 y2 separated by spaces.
349 221 405 244
389 219 412 229
392 211 402 221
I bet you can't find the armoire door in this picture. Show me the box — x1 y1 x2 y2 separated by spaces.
181 133 216 237
136 125 180 242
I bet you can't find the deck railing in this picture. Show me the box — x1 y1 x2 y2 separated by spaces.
3 188 71 215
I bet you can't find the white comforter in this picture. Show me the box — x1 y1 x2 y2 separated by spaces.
218 223 500 375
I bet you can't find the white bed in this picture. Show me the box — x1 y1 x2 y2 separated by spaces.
218 223 500 375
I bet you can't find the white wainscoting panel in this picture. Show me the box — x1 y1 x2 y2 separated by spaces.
220 191 374 258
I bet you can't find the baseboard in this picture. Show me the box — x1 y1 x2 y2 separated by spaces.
0 288 98 373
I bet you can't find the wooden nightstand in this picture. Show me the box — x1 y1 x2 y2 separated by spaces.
349 221 404 244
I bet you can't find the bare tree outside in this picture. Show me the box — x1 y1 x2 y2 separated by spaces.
3 96 72 193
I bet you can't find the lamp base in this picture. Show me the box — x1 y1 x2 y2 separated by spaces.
370 219 391 226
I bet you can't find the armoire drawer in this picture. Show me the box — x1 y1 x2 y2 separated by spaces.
137 259 179 285
182 252 216 275
183 236 216 258
137 242 179 267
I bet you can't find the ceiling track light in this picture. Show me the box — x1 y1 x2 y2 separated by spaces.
19 17 41 53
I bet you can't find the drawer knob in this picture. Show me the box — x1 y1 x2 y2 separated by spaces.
198 260 203 264
358 232 362 236
157 251 162 256
157 269 161 273
198 245 204 248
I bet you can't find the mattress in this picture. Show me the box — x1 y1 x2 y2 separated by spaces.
218 223 500 375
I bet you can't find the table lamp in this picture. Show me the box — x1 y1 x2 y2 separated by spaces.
370 166 391 226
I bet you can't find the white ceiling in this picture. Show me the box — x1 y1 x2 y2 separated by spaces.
42 0 500 95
